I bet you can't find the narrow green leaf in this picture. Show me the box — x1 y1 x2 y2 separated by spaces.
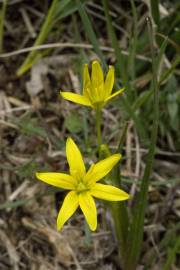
150 0 160 28
102 0 127 84
132 37 168 112
128 0 138 85
102 0 148 143
84 221 92 246
54 0 72 16
17 0 59 75
163 236 180 270
144 223 180 269
111 163 129 258
159 56 180 85
76 0 106 66
124 18 160 270
17 0 76 76
55 0 87 20
132 90 153 112
0 0 8 52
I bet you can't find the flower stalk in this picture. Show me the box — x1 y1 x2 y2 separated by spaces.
95 108 102 155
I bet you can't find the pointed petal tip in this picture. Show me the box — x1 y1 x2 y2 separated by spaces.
86 218 97 231
92 60 101 67
112 153 122 163
92 59 99 64
57 220 63 231
105 87 125 102
66 136 72 143
89 223 97 231
123 192 130 200
121 189 130 200
115 153 122 160
90 183 130 202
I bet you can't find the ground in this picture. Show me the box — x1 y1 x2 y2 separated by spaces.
0 1 179 269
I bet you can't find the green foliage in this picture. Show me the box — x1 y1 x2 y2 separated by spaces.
166 76 179 130
123 19 162 270
163 235 180 270
14 114 47 138
64 112 83 133
16 160 39 178
17 0 87 75
0 0 7 52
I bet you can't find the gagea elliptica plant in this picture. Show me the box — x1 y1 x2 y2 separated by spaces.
36 56 158 270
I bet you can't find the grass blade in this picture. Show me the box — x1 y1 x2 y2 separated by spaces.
102 0 148 143
144 223 180 269
124 18 160 270
17 0 71 76
0 0 8 52
102 0 127 84
128 0 138 85
111 163 129 260
76 0 106 66
159 55 180 85
163 236 180 270
150 0 160 28
132 37 168 112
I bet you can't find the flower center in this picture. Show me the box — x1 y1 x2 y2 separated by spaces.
76 181 89 192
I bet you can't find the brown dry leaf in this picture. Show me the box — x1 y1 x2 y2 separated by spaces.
21 217 80 268
0 230 20 270
26 61 48 97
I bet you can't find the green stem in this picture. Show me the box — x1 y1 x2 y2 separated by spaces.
95 109 102 154
0 0 8 53
17 0 59 76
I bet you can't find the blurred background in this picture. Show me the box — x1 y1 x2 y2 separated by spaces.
0 0 179 269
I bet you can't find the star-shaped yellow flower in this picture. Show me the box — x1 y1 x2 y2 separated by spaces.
36 137 129 231
60 60 124 110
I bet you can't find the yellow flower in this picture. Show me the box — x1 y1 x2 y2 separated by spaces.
60 60 124 110
36 137 129 231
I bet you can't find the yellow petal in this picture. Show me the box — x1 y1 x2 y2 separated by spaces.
57 191 79 230
36 172 76 190
60 91 92 107
85 154 121 185
66 137 86 180
91 60 104 101
83 64 91 99
104 66 114 98
105 88 125 102
90 183 130 201
91 60 104 88
79 191 97 231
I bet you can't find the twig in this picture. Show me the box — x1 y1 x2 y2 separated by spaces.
0 42 152 62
